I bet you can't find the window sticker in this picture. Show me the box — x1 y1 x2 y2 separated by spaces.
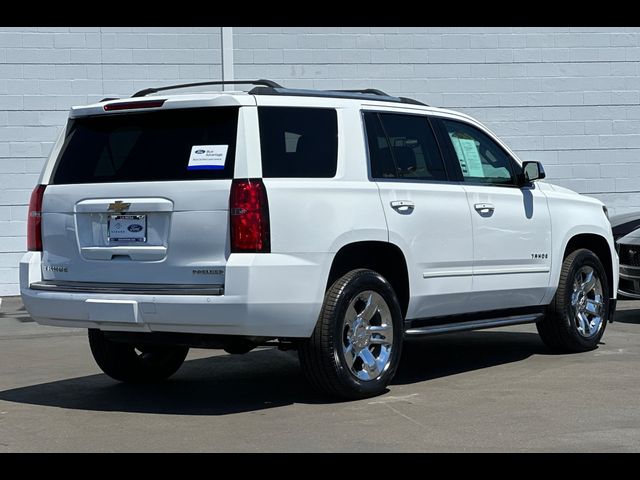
187 145 228 170
449 134 483 177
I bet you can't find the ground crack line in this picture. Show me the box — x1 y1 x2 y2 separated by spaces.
382 403 427 429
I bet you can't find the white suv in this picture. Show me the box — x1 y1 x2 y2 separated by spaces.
20 80 618 399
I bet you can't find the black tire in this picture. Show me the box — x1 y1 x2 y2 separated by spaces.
88 329 189 383
298 269 404 400
537 249 610 353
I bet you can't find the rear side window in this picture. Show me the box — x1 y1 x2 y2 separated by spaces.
52 107 238 184
258 107 338 178
364 111 447 181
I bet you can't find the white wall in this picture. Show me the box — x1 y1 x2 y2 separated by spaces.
1 26 639 295
234 27 640 212
0 26 222 295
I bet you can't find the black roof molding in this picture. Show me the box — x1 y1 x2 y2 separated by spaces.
131 79 282 98
249 86 428 106
129 78 428 106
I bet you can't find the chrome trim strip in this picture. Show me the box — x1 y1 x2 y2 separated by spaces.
618 289 640 300
423 266 549 279
620 272 640 280
423 270 472 279
30 281 224 296
620 265 640 271
473 266 550 276
80 246 167 262
75 197 174 213
405 313 543 336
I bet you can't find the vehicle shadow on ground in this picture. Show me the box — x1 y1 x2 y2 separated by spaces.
611 305 640 324
0 330 548 415
0 303 31 323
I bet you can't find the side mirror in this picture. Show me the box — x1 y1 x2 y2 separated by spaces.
521 161 546 184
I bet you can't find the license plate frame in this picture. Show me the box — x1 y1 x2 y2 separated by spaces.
107 214 147 243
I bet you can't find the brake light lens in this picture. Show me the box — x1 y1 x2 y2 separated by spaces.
103 99 165 111
230 179 270 253
27 184 46 251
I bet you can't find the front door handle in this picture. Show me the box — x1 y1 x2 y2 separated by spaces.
474 203 495 214
390 200 415 213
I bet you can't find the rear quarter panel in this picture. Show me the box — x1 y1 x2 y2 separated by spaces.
252 105 389 255
255 105 389 310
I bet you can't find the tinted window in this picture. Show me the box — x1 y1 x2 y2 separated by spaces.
364 112 447 181
441 119 517 185
259 107 338 178
52 107 239 184
364 113 396 178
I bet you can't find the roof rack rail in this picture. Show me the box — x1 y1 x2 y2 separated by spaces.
332 89 427 106
398 97 428 106
333 88 392 97
248 85 428 106
131 79 283 98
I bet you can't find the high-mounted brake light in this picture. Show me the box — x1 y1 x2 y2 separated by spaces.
103 99 166 111
230 179 270 253
27 184 46 251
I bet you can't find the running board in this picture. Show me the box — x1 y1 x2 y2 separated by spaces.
405 313 544 337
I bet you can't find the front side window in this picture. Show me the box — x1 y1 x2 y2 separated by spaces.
258 107 338 178
441 119 517 185
364 112 447 182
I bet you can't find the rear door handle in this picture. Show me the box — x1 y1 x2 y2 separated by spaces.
390 200 415 213
474 203 495 214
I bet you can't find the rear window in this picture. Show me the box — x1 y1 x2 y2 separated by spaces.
52 107 238 184
258 107 338 178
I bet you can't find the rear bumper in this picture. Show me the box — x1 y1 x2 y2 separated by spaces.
20 251 329 338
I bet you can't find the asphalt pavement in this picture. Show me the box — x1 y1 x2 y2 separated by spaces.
1 295 639 452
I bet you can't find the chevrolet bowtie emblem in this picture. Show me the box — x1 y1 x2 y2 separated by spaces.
107 201 131 213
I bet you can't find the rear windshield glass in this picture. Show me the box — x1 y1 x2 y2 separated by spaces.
258 107 338 178
52 107 238 184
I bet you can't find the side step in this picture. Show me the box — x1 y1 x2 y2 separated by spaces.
405 313 544 337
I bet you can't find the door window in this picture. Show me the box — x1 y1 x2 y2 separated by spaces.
364 112 447 181
441 119 518 185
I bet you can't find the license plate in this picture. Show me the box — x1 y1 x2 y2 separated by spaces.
108 214 147 243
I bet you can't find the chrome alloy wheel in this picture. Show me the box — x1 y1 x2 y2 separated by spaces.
571 266 605 339
341 290 394 381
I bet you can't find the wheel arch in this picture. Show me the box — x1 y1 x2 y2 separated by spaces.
562 233 614 295
326 241 410 318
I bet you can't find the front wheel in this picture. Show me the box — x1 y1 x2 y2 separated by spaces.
88 329 189 383
537 248 610 352
298 269 404 399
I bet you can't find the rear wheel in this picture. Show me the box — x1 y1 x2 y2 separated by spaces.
299 269 404 399
537 249 609 352
88 329 188 383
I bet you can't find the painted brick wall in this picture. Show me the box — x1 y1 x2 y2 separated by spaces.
1 26 640 294
0 27 222 295
235 27 640 214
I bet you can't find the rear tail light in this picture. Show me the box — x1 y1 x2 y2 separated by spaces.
27 184 46 251
230 179 270 253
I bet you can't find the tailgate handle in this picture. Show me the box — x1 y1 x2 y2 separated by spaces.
75 198 173 213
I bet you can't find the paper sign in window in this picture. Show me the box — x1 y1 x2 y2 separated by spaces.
449 134 484 178
187 145 228 170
